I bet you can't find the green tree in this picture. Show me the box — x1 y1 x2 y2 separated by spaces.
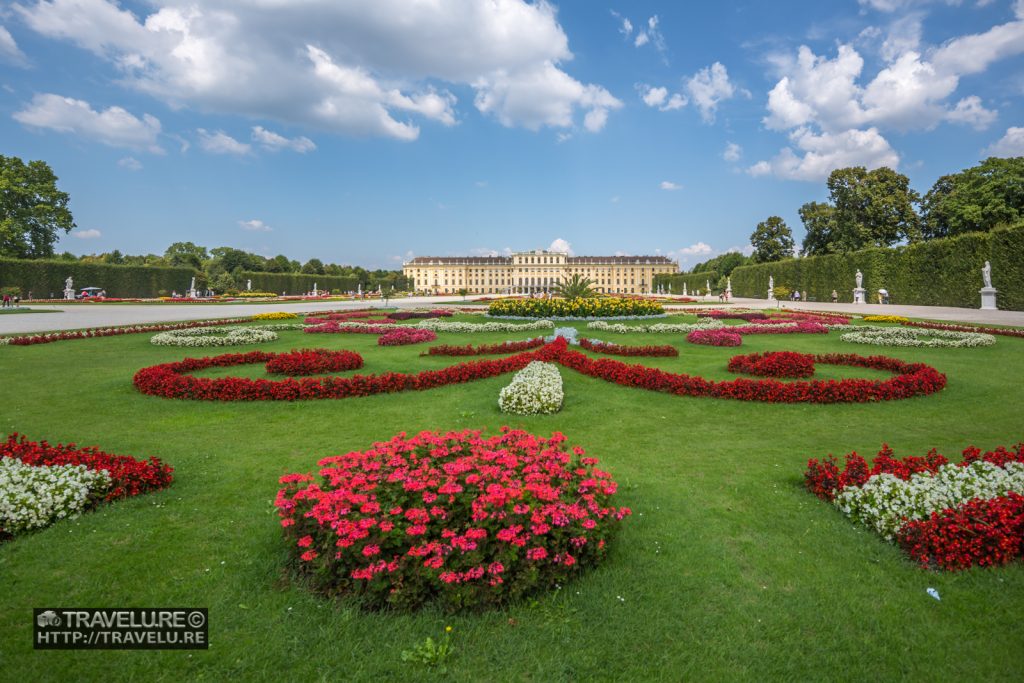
209 247 262 273
553 273 596 298
692 251 749 277
0 155 75 258
164 242 208 270
920 157 1024 239
750 216 795 263
301 258 325 275
799 201 838 255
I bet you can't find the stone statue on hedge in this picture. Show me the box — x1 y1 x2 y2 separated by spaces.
980 261 996 310
64 276 74 300
856 270 863 288
982 261 992 289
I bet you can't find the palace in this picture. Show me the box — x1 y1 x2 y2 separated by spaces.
403 249 678 295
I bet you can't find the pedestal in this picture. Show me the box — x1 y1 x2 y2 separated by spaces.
853 287 866 304
980 287 997 310
64 289 75 300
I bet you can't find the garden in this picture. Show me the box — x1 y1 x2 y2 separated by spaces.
1 306 1022 681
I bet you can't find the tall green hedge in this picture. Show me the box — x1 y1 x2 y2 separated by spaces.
0 258 197 298
653 271 719 294
727 221 1023 309
238 271 359 295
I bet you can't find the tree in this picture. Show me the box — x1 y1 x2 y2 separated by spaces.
301 258 325 275
799 201 838 255
0 155 75 258
553 273 596 298
209 247 263 273
920 157 1024 239
164 242 208 270
692 251 750 277
828 166 921 249
750 216 795 263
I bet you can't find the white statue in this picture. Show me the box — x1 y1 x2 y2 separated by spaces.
982 261 992 289
726 277 732 294
246 279 252 291
682 283 687 297
768 275 774 289
312 282 318 296
64 276 75 300
856 270 863 289
65 276 73 290
706 279 711 293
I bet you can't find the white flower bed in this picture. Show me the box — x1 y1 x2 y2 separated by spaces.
586 319 724 334
487 313 668 321
150 326 279 346
834 461 1024 540
840 327 995 348
418 319 555 333
0 460 111 535
498 361 564 415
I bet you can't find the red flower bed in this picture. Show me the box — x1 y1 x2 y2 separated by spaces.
903 320 1024 339
274 428 631 610
425 338 545 356
265 349 364 376
2 317 251 346
1 433 173 501
304 322 395 334
897 493 1024 570
686 329 742 346
579 338 678 357
728 351 815 378
387 310 453 320
697 310 768 321
377 328 438 346
729 321 829 335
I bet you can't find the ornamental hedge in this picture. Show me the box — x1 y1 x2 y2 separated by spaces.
653 271 719 294
0 258 196 298
237 271 359 295
727 221 1024 309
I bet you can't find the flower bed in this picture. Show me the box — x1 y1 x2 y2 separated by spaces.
1 460 110 536
273 428 630 610
424 338 545 356
729 322 829 335
252 311 299 320
304 322 395 334
387 310 453 321
544 327 579 345
498 362 564 414
903 320 1024 339
803 442 1024 570
728 351 815 378
265 349 364 376
378 328 438 346
151 326 279 347
0 317 252 346
587 319 723 334
697 310 767 321
579 338 678 357
417 319 555 333
488 297 663 319
840 327 995 348
863 315 909 323
686 329 742 346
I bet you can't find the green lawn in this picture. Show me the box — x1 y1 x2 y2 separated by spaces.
0 308 56 315
1 314 1022 682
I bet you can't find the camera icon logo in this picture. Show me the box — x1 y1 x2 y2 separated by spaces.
37 610 61 628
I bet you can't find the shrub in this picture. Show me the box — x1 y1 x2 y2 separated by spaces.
273 429 631 611
498 361 564 415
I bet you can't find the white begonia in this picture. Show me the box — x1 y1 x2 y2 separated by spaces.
0 460 111 535
418 319 555 333
586 319 724 334
840 327 995 348
150 326 279 346
834 461 1024 540
498 361 564 415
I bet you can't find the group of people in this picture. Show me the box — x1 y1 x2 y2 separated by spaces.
788 290 810 302
1 293 20 308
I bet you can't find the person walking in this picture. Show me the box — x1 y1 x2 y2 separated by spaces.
831 289 838 303
2 293 9 308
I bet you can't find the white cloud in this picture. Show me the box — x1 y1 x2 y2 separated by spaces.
117 156 142 170
631 15 666 58
610 10 632 38
474 180 488 187
198 129 251 155
634 32 649 47
723 142 742 161
748 127 900 181
726 244 756 257
0 25 27 65
686 62 742 123
251 126 316 153
638 84 686 111
13 93 163 152
72 228 101 239
18 0 621 139
945 95 997 129
659 180 682 190
549 238 572 254
985 126 1024 157
678 242 712 256
239 219 272 232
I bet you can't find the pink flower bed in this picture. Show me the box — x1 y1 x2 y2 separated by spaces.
377 328 438 346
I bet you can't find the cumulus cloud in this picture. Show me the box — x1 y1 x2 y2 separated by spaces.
686 62 743 123
677 242 712 256
198 129 251 155
985 126 1024 157
945 95 997 130
16 0 621 139
723 142 742 162
549 238 572 254
659 180 682 190
72 228 101 239
638 84 686 111
13 93 163 152
0 25 27 65
117 156 142 170
748 127 899 181
239 219 272 232
251 126 316 153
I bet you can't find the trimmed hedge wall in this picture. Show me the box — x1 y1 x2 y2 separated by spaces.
727 222 1023 309
238 271 359 295
0 258 197 298
653 271 719 294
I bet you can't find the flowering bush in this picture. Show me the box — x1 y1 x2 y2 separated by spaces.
417 319 555 333
378 328 438 346
1 460 110 536
425 339 545 356
265 349 364 376
579 338 678 357
902 320 1024 339
0 317 252 346
840 327 995 348
151 326 279 347
686 329 742 346
728 351 814 378
863 315 909 323
498 362 564 414
488 297 663 319
274 428 631 610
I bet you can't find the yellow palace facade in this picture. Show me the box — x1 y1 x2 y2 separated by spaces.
403 249 678 295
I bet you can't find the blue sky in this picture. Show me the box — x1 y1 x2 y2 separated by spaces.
2 0 1023 269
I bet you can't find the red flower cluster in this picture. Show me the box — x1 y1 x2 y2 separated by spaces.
686 329 742 346
274 428 631 610
697 310 768 321
425 338 545 356
903 320 1024 339
579 338 678 357
304 322 395 334
264 349 364 376
729 321 829 335
2 317 251 346
387 310 453 321
897 493 1024 571
1 433 173 501
728 351 815 378
377 328 438 346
